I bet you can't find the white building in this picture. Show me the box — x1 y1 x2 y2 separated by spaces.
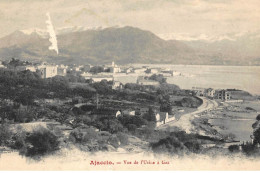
205 88 215 98
37 65 58 78
109 61 121 73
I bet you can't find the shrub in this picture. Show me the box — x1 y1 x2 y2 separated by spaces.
108 135 120 148
23 127 59 156
253 127 260 145
0 123 12 146
228 145 240 152
256 114 260 121
116 132 129 146
241 143 256 156
184 141 201 153
69 127 98 144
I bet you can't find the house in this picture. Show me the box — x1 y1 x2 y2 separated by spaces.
205 88 215 98
192 87 205 96
155 112 169 127
217 90 231 100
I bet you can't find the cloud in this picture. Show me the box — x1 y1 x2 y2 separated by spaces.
0 0 259 38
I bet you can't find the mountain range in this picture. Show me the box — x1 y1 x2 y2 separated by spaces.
0 26 259 65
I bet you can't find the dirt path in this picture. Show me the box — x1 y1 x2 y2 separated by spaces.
157 97 219 133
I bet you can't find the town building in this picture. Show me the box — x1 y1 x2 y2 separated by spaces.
217 90 231 100
205 88 215 98
108 61 121 73
192 87 205 96
37 65 58 78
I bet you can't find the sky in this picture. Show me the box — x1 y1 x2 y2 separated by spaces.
0 0 259 39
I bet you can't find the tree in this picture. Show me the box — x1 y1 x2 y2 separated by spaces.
143 107 156 122
90 66 104 74
253 127 260 145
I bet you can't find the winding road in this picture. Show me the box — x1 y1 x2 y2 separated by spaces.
157 97 219 132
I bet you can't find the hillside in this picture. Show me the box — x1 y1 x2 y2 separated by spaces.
0 26 259 65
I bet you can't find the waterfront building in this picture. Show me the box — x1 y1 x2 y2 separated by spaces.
205 88 215 98
217 90 231 100
192 87 205 96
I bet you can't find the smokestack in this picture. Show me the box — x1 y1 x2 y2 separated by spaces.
46 12 59 54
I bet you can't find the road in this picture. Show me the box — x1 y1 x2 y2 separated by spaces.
157 97 219 133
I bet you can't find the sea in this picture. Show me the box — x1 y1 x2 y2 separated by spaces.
115 64 260 95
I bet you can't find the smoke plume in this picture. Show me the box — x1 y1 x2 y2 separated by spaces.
46 12 59 54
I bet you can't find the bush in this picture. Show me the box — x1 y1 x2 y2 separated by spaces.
184 141 201 153
256 114 260 121
228 145 240 152
69 127 98 144
241 143 257 156
108 135 120 148
23 127 59 156
0 123 12 146
253 127 260 145
116 132 129 146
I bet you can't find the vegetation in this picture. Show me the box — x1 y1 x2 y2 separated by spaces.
151 131 204 155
